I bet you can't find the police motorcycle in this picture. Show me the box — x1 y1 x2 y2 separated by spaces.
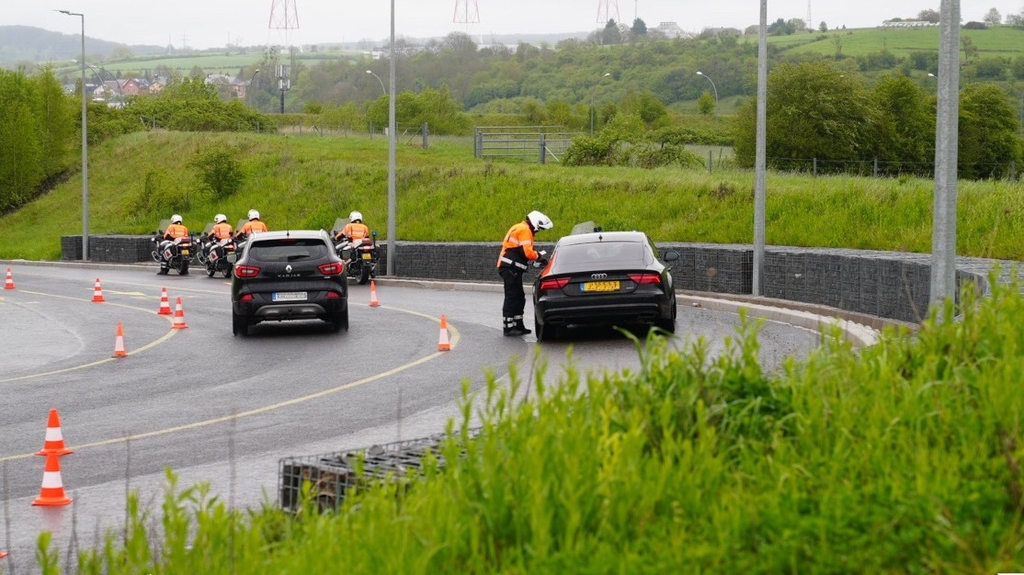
150 219 194 276
331 217 380 285
195 222 236 278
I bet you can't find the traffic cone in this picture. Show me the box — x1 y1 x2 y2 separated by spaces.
113 322 127 358
3 268 14 290
91 277 106 303
0 549 6 558
369 281 380 307
157 287 172 315
438 315 451 351
171 297 188 329
36 408 73 457
32 453 72 507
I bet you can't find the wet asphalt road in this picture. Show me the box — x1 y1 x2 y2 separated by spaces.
0 262 824 568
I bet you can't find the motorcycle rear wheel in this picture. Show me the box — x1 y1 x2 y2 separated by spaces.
358 265 371 285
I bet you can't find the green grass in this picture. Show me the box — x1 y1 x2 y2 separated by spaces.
46 278 1024 573
2 130 1023 261
755 25 1024 59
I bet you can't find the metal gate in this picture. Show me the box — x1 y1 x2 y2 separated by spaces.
473 126 583 163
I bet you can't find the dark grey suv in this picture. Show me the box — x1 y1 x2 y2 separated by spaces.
231 230 349 336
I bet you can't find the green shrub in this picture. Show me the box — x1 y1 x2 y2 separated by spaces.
189 145 244 199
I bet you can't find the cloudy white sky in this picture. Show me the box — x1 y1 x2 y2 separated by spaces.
4 1 1020 49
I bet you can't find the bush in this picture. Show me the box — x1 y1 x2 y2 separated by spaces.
189 146 244 199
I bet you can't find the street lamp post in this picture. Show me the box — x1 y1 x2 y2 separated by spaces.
58 9 88 261
696 71 719 130
366 70 387 95
590 72 611 137
386 0 397 276
248 69 260 106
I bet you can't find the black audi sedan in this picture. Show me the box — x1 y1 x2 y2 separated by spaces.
532 230 679 342
231 230 348 336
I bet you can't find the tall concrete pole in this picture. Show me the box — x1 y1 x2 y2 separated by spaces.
58 10 89 261
929 0 960 317
752 0 768 296
386 0 397 276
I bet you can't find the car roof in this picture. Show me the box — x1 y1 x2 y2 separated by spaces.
556 230 648 246
248 230 331 242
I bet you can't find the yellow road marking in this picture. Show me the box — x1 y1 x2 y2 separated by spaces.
0 290 177 383
0 300 460 462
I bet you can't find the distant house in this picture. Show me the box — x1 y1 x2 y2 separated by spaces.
204 73 248 98
651 22 692 39
880 20 938 28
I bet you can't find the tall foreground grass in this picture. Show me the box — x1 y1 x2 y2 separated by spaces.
2 131 1023 261
39 278 1023 574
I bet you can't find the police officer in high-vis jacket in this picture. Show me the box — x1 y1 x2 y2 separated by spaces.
496 210 553 336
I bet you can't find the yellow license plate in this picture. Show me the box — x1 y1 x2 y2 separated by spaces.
361 253 372 260
582 281 620 292
182 249 190 256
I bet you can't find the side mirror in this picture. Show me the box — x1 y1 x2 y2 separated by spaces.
662 250 679 262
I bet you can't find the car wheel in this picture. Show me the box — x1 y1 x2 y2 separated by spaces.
330 309 349 333
536 316 556 342
655 301 677 334
232 311 249 337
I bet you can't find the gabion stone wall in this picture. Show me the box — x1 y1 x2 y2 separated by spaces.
62 236 997 324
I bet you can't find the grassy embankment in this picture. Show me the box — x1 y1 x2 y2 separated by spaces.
2 130 1023 262
46 280 1024 573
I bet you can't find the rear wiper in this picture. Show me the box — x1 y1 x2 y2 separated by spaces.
286 254 310 261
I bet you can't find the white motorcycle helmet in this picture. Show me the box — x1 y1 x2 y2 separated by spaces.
526 210 553 231
248 209 260 221
349 211 363 222
171 214 183 224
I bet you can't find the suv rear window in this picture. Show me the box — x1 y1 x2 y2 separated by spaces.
248 239 329 262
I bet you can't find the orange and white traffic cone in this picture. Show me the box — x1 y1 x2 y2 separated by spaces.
32 452 72 507
157 287 172 315
91 278 106 303
36 408 73 457
0 549 7 558
171 297 188 329
113 322 127 358
369 281 380 307
3 268 14 290
438 315 451 351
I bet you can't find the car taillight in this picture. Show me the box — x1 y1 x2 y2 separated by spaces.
240 294 254 302
234 265 261 278
629 273 661 285
318 262 344 276
326 291 343 299
539 277 570 290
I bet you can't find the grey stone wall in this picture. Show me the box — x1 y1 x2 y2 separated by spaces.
62 235 1001 324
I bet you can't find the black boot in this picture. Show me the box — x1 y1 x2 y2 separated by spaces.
503 317 526 336
513 316 531 335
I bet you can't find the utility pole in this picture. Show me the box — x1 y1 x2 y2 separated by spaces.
277 64 290 114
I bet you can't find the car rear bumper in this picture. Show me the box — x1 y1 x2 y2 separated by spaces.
233 293 347 322
536 294 672 327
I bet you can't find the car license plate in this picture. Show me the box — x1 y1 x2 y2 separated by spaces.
361 253 372 260
272 292 307 301
582 281 620 292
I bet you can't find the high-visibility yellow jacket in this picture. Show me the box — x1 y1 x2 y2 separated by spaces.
496 221 539 270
